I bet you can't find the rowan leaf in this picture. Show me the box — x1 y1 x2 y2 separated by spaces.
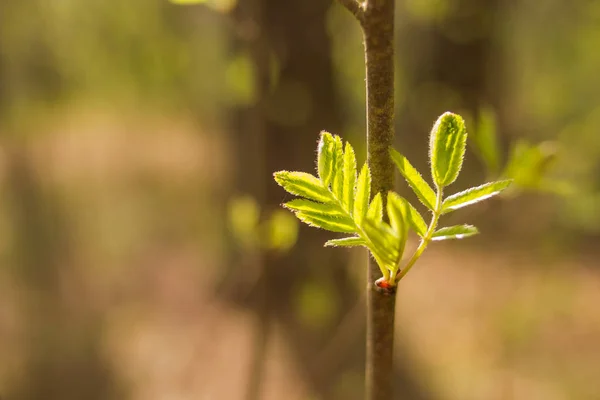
332 136 344 200
442 180 513 214
367 192 383 222
363 218 399 267
390 149 436 210
274 171 332 203
429 112 467 188
354 163 371 225
324 236 366 247
317 131 335 186
283 199 345 216
296 211 355 233
386 192 405 236
431 224 479 241
342 142 357 213
386 192 409 258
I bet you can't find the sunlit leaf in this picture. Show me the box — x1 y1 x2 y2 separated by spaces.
429 112 467 188
431 225 479 241
342 142 357 213
363 218 398 266
390 149 436 210
367 192 383 222
386 192 405 236
317 131 335 186
442 180 513 214
354 163 371 225
403 198 427 237
388 192 426 237
386 192 408 258
332 136 344 200
296 211 355 233
274 171 332 203
284 199 344 216
324 236 366 247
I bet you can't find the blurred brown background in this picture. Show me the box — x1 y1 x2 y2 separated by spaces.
0 0 599 399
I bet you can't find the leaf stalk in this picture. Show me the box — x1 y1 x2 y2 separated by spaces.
394 188 443 282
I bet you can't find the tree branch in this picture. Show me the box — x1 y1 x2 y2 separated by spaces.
361 0 397 399
336 0 364 22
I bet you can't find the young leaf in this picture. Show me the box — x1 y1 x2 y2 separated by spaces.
354 163 371 225
324 236 366 247
367 192 383 222
431 225 479 241
388 192 427 237
390 149 437 210
296 211 355 233
274 171 333 203
332 136 344 200
386 192 409 258
386 192 406 237
363 219 399 266
317 131 335 186
429 112 467 188
284 199 345 217
342 142 357 213
442 180 512 214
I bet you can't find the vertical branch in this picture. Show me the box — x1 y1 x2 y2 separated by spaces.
339 0 397 398
363 1 396 397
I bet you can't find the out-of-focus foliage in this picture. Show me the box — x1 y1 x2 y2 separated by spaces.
467 107 571 197
227 195 298 253
0 0 599 399
170 0 237 13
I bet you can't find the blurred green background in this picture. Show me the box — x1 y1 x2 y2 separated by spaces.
0 0 599 399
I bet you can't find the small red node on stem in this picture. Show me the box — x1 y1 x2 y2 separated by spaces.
374 277 396 295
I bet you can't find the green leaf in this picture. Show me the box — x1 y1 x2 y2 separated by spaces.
432 225 479 241
274 171 332 203
317 131 335 186
386 192 409 258
367 192 383 222
429 112 467 188
324 237 366 247
363 218 398 267
283 199 346 217
472 107 500 175
390 149 436 210
387 192 427 237
296 211 355 233
442 180 512 213
354 164 371 225
386 192 406 237
332 136 344 200
342 142 357 213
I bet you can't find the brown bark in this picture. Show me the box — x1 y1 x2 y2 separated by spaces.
362 1 397 398
339 0 398 398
